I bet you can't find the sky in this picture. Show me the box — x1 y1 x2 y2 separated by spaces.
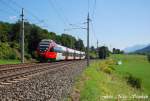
0 0 150 50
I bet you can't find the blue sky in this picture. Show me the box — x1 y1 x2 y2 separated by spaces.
0 0 150 50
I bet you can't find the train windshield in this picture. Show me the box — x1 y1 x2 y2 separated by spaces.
39 46 48 51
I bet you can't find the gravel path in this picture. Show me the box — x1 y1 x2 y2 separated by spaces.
0 60 87 101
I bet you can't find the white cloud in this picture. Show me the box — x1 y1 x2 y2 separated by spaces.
9 16 17 20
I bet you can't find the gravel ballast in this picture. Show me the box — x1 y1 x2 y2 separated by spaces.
0 61 87 101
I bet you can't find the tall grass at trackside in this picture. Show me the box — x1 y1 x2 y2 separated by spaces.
0 59 20 64
112 54 150 94
69 59 146 101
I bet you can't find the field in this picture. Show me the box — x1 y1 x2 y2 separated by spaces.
113 54 150 94
69 54 150 101
0 59 20 64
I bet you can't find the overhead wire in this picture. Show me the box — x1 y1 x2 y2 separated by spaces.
53 0 70 25
92 0 97 19
0 1 20 21
88 0 90 13
91 20 98 41
0 0 19 14
48 0 68 27
10 0 44 22
8 0 50 28
87 0 98 48
91 0 97 39
0 9 13 21
64 0 88 38
48 0 81 38
0 8 16 15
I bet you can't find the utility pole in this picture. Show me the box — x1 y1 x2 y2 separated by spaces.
21 8 24 63
103 43 105 59
97 40 99 59
87 13 90 66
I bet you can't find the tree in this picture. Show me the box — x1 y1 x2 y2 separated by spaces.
98 46 109 59
61 34 77 49
28 25 48 56
75 39 85 51
113 48 124 54
48 32 56 41
147 54 150 63
90 46 95 51
10 21 21 42
0 32 8 42
0 22 12 42
0 43 18 59
0 21 86 60
120 50 124 54
55 35 62 44
113 48 116 54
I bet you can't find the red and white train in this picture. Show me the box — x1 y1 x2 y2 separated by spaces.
37 39 85 62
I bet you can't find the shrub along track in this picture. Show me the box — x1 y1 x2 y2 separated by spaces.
0 60 87 100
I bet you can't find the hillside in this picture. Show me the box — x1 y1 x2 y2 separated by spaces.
124 44 148 53
135 45 150 54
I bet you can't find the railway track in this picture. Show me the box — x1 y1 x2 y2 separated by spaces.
0 60 85 86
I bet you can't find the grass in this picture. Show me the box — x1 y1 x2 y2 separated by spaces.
112 54 150 94
69 58 148 101
0 59 20 64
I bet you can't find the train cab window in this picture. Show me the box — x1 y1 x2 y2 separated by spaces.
39 46 48 51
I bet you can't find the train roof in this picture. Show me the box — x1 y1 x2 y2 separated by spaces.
56 44 67 51
40 39 85 53
67 48 74 53
41 39 54 43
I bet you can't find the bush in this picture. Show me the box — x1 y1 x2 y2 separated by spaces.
103 67 112 74
147 54 150 63
10 42 20 49
8 52 17 59
126 74 142 89
105 59 115 65
25 53 31 60
0 43 18 59
99 59 115 74
108 65 115 70
31 51 39 59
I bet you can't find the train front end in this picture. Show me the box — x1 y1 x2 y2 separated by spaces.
37 39 57 62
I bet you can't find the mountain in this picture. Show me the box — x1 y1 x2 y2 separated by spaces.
135 45 150 54
124 44 148 53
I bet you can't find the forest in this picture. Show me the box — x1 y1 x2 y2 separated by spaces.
0 21 85 60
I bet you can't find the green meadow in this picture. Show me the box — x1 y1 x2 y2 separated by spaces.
69 55 150 101
0 59 20 64
113 54 150 94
